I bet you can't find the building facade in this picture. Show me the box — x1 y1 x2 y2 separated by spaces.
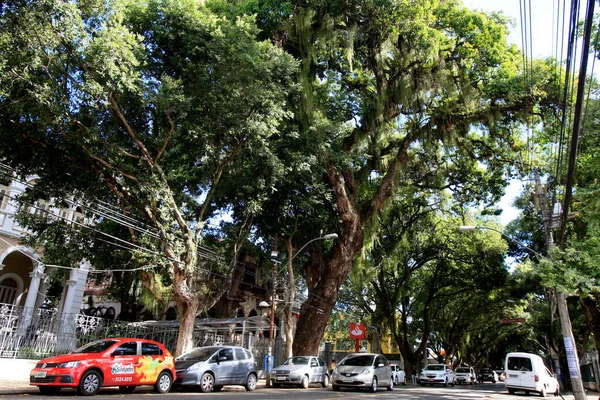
0 175 90 357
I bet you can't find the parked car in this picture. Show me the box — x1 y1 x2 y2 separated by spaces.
419 364 455 386
29 338 175 396
174 346 257 393
454 366 477 385
478 367 498 383
505 352 559 397
494 369 506 382
390 363 407 385
272 356 329 388
331 353 394 392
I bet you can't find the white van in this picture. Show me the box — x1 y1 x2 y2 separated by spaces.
505 352 559 397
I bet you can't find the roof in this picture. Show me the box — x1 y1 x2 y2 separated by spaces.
129 315 272 333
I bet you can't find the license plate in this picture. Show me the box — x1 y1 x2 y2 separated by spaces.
276 376 286 381
343 379 353 382
35 371 47 378
428 378 434 382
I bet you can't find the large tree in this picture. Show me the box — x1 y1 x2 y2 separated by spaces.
0 0 296 355
217 0 560 354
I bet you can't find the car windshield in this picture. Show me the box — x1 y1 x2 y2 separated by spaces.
480 368 492 373
424 365 445 371
339 355 375 366
72 339 118 354
456 368 470 373
283 357 310 366
177 347 219 361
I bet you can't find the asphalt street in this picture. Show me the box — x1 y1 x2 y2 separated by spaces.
0 382 598 400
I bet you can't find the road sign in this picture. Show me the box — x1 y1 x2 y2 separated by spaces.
500 318 526 324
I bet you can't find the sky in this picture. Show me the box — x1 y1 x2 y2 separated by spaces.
462 0 570 225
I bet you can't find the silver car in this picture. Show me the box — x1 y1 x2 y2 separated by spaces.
174 346 257 393
272 356 329 388
331 353 394 392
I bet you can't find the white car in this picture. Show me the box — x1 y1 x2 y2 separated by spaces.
390 364 407 385
505 352 559 397
419 364 455 387
454 366 477 385
271 356 329 388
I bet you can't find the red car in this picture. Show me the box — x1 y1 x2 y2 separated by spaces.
30 338 176 396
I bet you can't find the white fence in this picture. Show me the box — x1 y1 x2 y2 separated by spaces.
0 302 271 360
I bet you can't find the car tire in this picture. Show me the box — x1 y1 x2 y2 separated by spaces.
370 377 378 392
387 377 394 391
403 376 407 385
39 386 61 395
333 385 340 391
300 375 309 389
245 373 257 391
321 374 329 388
213 385 223 392
200 372 214 393
154 371 172 394
508 387 515 394
119 386 136 394
540 387 547 397
78 370 103 396
451 379 455 387
272 383 281 388
444 378 448 387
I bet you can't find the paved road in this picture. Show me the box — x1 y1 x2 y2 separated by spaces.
1 382 595 399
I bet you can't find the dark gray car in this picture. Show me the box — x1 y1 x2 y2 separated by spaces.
331 353 393 392
272 356 329 388
174 346 257 393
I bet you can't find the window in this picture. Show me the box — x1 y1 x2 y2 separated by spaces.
318 358 325 367
141 342 162 356
234 348 246 360
0 278 18 304
218 348 234 361
507 357 533 372
114 342 138 356
0 186 9 210
244 349 252 360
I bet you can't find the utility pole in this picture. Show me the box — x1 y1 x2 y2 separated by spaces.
534 171 585 399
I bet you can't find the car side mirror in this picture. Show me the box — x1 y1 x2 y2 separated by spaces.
112 350 125 357
218 356 228 362
377 363 384 368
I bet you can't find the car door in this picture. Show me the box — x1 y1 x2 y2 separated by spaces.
212 348 235 385
376 356 391 386
308 357 319 383
139 341 165 384
233 347 249 384
317 357 327 382
106 341 140 386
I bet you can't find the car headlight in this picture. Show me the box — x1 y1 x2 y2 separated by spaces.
358 368 372 375
332 369 339 376
57 361 80 368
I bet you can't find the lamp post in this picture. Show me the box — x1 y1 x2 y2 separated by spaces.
262 233 338 386
459 224 585 399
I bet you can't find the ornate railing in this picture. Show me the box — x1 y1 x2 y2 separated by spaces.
0 303 252 359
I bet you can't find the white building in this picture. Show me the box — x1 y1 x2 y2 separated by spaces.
0 176 89 315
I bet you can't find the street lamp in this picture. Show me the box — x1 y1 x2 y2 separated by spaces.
262 232 338 386
458 225 543 258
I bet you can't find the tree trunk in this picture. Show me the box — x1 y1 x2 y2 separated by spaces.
293 162 364 355
173 267 199 357
293 239 362 355
283 238 296 359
